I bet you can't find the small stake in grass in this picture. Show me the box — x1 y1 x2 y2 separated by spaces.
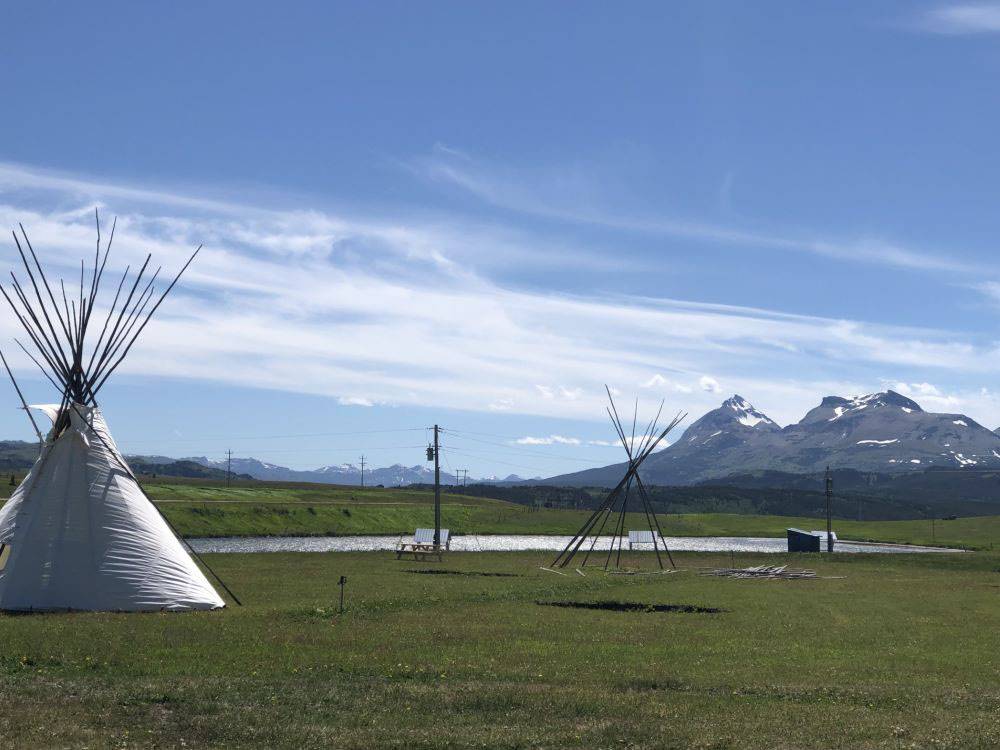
338 575 347 613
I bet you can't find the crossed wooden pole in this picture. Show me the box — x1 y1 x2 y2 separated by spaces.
551 386 686 570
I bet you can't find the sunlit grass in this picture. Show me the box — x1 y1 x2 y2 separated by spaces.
0 550 997 747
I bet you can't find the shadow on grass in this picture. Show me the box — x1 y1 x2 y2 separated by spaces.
405 569 521 577
536 600 724 613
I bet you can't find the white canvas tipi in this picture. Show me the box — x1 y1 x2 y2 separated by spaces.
0 405 224 611
0 215 225 612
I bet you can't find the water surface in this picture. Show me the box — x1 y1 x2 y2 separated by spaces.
188 534 960 554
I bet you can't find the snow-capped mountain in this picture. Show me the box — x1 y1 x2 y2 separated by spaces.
679 394 780 445
771 390 999 473
547 390 1000 486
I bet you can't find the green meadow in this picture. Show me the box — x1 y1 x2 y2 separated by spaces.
0 550 997 748
1 480 999 747
138 480 1000 550
4 477 999 548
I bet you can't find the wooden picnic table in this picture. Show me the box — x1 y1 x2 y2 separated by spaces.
395 542 445 561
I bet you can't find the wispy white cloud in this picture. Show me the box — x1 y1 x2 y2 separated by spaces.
886 381 963 411
893 381 942 397
515 434 582 446
913 3 1000 34
2 161 1000 429
699 376 722 394
641 374 694 393
337 396 374 407
587 435 672 451
972 280 1000 304
407 146 985 276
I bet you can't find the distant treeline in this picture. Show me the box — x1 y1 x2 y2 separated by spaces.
130 459 253 481
423 473 1000 521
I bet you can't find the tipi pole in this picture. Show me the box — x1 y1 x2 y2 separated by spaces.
0 348 43 446
154 503 244 607
635 477 664 569
554 434 661 568
553 385 685 570
635 474 675 568
86 255 154 388
580 498 617 567
551 498 611 567
551 471 632 567
83 262 131 376
13 338 63 393
89 247 201 398
3 280 72 382
605 392 638 569
606 476 631 570
13 229 76 365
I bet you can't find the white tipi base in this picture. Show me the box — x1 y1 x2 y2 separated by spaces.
0 405 224 612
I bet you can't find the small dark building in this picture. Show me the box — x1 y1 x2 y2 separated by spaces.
787 528 821 552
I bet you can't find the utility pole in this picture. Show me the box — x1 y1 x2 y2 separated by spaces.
226 449 232 488
359 455 366 488
433 425 441 547
824 466 833 553
457 468 468 487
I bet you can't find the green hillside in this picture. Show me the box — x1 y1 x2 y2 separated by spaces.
4 478 996 549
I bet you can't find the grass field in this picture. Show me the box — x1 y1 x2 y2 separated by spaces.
4 478 999 549
0 549 997 748
143 480 1000 550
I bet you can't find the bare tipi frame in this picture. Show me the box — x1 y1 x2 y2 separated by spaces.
0 212 198 429
550 387 686 570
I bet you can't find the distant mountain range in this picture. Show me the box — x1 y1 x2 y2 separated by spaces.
2 388 998 503
0 445 531 486
547 391 1000 487
157 456 530 486
181 456 456 486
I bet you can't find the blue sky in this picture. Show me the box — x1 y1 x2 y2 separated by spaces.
2 1 1000 477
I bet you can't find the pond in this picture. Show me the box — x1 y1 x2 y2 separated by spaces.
186 535 961 554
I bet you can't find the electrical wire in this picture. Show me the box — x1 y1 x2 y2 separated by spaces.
440 429 608 464
116 426 427 446
439 446 558 474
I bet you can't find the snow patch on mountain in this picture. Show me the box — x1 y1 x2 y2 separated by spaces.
723 395 778 429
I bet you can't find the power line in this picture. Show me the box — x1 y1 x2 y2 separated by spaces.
121 444 428 456
440 429 607 464
117 427 426 446
440 446 554 474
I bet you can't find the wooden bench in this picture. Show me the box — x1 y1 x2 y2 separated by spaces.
396 528 450 560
